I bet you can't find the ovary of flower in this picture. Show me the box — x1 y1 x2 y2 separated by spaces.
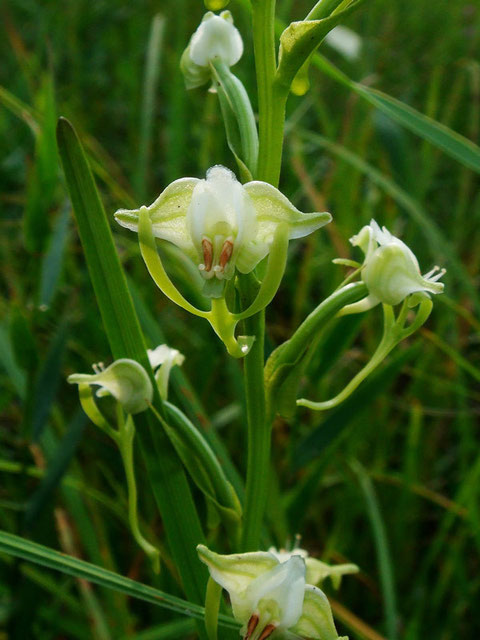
351 219 445 306
115 165 331 283
67 359 153 414
181 11 243 90
197 545 344 640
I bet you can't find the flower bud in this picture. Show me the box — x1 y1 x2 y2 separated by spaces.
68 359 153 414
180 11 243 89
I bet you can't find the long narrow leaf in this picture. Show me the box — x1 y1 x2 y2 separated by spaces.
310 53 480 173
0 530 238 630
56 118 208 612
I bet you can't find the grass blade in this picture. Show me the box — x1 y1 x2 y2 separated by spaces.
0 530 238 630
24 408 88 526
310 53 480 173
56 117 209 613
38 203 71 310
135 14 165 201
351 461 399 640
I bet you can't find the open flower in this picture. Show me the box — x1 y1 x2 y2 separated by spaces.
350 219 445 307
147 344 185 401
67 359 153 414
181 11 243 90
115 165 331 284
197 545 346 639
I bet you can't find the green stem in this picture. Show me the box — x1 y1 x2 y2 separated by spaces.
306 0 346 19
239 276 268 551
252 0 284 185
117 414 160 573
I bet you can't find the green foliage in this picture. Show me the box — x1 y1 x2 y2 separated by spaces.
0 0 479 638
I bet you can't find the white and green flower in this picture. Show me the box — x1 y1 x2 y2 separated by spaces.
115 165 331 284
350 219 445 308
68 359 153 414
181 11 243 90
147 344 185 401
197 544 347 639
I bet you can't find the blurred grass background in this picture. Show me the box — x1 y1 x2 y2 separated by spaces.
1 0 479 638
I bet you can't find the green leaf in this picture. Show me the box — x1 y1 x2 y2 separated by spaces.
264 283 367 419
0 530 239 630
310 53 480 174
351 461 399 640
0 323 26 399
161 403 242 532
56 117 209 613
134 13 166 202
24 408 88 527
9 306 38 372
38 204 71 310
23 75 58 253
276 0 366 90
31 320 68 441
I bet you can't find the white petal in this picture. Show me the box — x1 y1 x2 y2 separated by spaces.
246 556 306 629
363 243 444 306
147 345 184 370
189 12 243 67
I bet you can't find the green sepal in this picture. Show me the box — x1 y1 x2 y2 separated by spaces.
76 383 118 441
290 585 343 640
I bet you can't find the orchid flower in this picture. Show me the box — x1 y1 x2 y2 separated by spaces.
181 11 243 90
114 166 331 357
344 219 445 313
299 220 445 411
147 344 185 401
115 165 330 286
197 545 347 640
67 359 153 414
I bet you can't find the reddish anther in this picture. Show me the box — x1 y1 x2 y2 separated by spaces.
202 238 213 271
244 614 259 639
258 624 276 640
219 240 234 269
